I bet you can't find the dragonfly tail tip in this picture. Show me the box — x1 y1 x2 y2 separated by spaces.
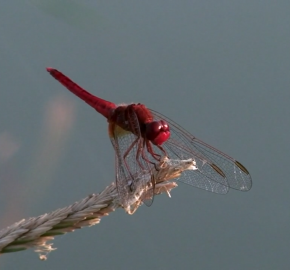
46 67 54 73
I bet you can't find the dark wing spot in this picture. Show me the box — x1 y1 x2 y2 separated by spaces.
235 161 250 175
211 163 226 178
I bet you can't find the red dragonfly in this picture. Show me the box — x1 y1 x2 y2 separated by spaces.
46 68 252 206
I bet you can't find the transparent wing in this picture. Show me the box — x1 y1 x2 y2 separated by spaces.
150 109 252 194
110 111 154 207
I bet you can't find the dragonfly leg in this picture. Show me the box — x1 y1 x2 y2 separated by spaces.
146 140 163 161
156 144 167 157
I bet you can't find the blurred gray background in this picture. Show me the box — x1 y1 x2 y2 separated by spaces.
0 0 289 269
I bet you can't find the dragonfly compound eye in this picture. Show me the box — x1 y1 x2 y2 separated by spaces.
145 121 170 145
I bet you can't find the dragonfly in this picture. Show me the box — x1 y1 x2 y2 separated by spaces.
46 67 252 207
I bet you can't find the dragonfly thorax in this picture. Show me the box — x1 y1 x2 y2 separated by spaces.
145 120 170 145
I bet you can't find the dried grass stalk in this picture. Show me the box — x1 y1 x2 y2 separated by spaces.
0 157 196 260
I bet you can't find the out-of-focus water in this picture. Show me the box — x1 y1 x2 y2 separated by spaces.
1 1 290 269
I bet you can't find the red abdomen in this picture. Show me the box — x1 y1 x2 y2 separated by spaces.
47 68 116 119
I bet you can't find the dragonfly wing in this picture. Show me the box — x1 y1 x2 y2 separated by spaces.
162 133 229 194
110 111 154 207
150 109 252 193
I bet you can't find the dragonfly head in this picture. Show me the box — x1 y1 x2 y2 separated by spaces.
145 120 170 145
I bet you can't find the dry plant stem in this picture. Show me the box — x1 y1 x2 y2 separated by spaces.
0 183 118 259
0 157 195 260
